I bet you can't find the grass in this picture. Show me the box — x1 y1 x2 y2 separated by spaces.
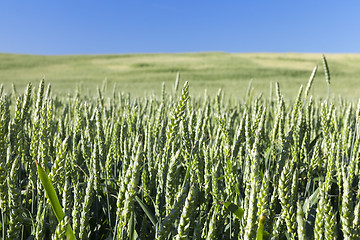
1 52 360 99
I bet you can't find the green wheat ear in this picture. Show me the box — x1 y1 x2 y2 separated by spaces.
322 54 330 85
35 160 76 240
322 54 331 104
304 65 318 99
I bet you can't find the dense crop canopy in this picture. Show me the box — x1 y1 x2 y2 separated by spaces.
0 59 360 239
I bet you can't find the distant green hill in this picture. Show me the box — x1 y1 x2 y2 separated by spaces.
1 52 359 99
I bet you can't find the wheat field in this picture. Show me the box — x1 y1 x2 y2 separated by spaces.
0 56 360 239
2 52 360 99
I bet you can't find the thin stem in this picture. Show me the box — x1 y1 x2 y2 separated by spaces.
113 217 118 240
349 121 358 164
1 207 5 240
105 175 112 233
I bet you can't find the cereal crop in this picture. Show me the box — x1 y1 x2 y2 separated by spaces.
0 56 359 239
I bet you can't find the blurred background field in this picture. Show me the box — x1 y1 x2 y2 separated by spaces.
1 52 360 100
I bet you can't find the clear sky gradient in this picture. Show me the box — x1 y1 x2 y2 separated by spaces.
1 1 360 55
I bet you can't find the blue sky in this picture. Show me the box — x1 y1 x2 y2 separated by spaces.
1 1 360 55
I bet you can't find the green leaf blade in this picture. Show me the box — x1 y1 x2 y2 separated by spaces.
221 201 244 220
35 160 76 240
